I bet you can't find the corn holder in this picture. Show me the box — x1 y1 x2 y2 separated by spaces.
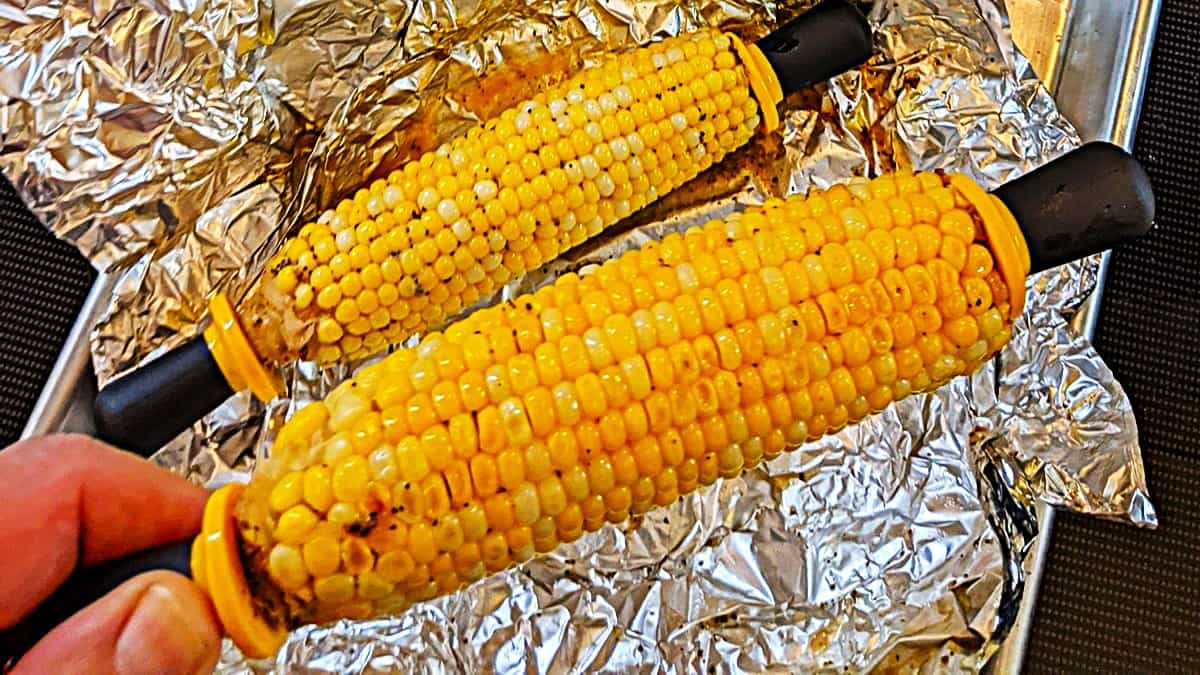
92 0 874 456
1 142 1154 665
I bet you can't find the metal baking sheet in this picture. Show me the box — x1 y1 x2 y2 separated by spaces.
20 1 1161 670
990 1 1159 671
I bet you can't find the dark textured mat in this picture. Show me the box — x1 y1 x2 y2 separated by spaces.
1027 454 1200 672
0 177 95 445
1024 0 1200 671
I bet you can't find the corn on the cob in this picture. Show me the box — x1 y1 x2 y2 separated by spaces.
255 29 769 366
228 168 1023 633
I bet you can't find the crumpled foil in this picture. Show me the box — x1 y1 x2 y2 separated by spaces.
0 0 1157 670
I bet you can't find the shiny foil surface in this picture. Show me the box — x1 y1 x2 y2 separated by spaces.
0 0 1156 671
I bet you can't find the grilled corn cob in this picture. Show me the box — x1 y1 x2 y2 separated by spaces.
217 168 1029 648
254 29 770 367
93 0 876 458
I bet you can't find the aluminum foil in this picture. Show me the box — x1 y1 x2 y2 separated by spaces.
0 0 1157 671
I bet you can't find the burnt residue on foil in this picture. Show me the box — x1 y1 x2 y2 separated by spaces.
0 0 1155 671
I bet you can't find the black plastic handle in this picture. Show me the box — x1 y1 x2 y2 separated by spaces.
993 142 1155 273
94 336 235 457
754 0 874 96
0 539 194 669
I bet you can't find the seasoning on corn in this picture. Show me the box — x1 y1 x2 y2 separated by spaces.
228 168 1027 635
251 29 769 367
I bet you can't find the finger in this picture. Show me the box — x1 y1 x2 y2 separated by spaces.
11 571 220 675
0 434 208 628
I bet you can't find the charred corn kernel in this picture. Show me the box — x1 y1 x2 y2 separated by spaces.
421 475 451 519
366 516 407 552
250 29 767 368
341 538 375 575
234 168 1032 634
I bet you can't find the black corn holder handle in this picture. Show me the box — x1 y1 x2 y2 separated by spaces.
0 539 194 669
993 142 1155 273
94 336 235 457
756 0 874 96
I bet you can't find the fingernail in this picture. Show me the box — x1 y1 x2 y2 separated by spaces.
115 584 211 675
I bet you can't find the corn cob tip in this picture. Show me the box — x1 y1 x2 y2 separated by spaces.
203 293 283 403
192 484 288 659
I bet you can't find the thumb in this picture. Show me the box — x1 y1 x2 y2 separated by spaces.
12 571 221 675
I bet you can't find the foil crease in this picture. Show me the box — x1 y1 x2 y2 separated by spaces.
0 0 1157 671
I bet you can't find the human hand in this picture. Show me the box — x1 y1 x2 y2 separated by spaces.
0 434 220 675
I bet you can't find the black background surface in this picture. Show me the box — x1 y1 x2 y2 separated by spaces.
0 2 1196 669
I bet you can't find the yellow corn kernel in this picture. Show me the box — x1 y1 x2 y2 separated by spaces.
507 526 535 562
331 456 369 504
268 472 304 513
357 571 395 600
538 476 568 516
484 493 516 533
377 550 416 584
421 474 451 519
327 502 360 526
407 523 438 565
479 533 510 572
460 504 489 542
303 536 342 577
275 403 329 454
314 574 356 605
267 544 309 591
443 461 474 505
274 505 318 544
435 514 465 553
945 316 980 347
494 449 526 493
513 483 542 525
